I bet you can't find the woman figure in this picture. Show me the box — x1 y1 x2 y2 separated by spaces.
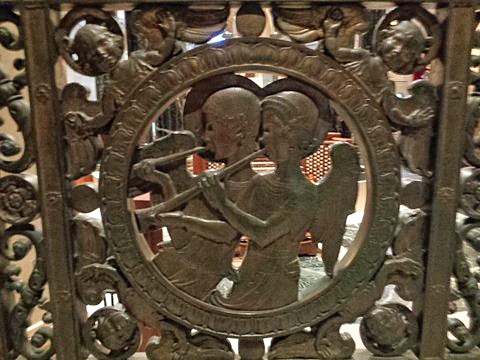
201 91 359 310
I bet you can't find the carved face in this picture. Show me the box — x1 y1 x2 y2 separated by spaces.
261 91 324 162
201 88 261 162
202 112 241 161
72 24 123 74
377 21 425 74
262 110 290 163
364 307 408 346
96 312 136 351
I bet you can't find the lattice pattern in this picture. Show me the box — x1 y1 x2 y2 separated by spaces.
302 144 332 183
192 134 353 182
207 162 225 170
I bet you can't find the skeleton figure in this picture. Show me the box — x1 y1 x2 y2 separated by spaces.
199 91 359 310
325 19 437 177
135 87 261 301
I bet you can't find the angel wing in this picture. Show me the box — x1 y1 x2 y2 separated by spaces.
309 142 360 277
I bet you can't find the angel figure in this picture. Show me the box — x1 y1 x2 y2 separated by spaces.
66 6 177 134
325 18 437 176
199 91 360 310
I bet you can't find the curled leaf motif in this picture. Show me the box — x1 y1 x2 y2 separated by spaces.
460 167 480 220
1 225 55 360
0 70 35 173
448 232 480 353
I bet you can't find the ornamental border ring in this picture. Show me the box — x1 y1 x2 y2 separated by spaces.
100 38 400 338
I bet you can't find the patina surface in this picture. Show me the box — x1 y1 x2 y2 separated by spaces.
0 1 476 360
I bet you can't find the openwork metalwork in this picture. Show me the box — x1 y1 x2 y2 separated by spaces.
0 1 477 359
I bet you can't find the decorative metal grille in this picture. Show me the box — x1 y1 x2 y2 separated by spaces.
0 1 477 360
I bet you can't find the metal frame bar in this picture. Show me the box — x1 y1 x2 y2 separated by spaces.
420 3 475 359
22 3 83 359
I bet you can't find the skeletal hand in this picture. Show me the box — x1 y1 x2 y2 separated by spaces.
158 12 176 38
412 107 435 127
133 159 157 182
65 111 89 132
323 18 342 36
199 171 226 211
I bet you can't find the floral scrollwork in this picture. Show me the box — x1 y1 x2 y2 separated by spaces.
0 174 39 225
0 5 34 174
460 167 480 220
268 319 355 360
447 230 480 353
82 306 141 360
0 5 23 51
75 262 166 332
464 96 480 168
0 62 34 174
75 263 123 306
146 319 234 360
1 224 55 360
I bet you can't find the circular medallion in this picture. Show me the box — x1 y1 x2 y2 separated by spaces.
100 38 400 337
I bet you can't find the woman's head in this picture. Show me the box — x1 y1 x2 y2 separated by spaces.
261 91 330 162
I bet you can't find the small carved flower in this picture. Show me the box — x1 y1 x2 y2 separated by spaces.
3 185 33 214
0 176 38 224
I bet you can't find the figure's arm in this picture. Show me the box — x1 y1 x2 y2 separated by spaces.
145 13 177 66
324 18 368 62
387 106 434 128
276 17 323 43
157 212 238 244
200 173 288 248
79 79 122 133
133 158 177 199
65 109 110 135
383 93 434 128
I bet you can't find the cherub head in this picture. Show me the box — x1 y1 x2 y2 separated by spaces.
70 24 123 74
261 91 330 163
363 306 408 347
95 311 137 351
130 6 176 52
201 87 261 162
376 21 425 74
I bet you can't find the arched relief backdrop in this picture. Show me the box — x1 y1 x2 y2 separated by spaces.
0 1 476 360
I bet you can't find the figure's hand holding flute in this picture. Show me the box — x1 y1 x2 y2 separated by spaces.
135 148 265 231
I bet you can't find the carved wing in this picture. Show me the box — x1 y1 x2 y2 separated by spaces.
309 142 360 277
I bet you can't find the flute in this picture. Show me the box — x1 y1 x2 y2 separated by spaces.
133 146 207 172
136 148 265 217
